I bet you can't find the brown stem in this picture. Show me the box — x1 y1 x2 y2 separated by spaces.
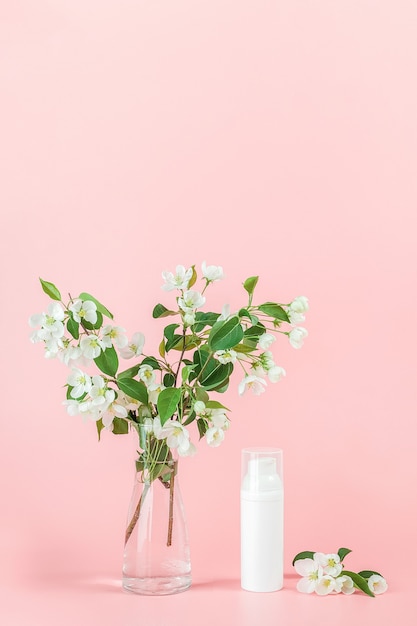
124 482 149 546
167 466 176 547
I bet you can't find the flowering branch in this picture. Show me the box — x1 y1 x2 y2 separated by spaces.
292 548 388 597
30 263 308 480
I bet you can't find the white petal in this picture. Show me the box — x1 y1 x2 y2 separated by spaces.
297 577 316 594
294 558 316 577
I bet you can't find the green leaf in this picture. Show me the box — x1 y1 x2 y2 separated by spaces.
238 308 252 321
208 316 244 351
141 356 161 370
163 324 181 351
164 323 180 339
194 386 209 403
79 292 113 320
171 335 201 352
181 365 194 383
66 317 79 340
152 303 177 319
206 400 230 411
118 364 140 379
157 388 181 425
243 276 259 297
258 302 289 323
188 265 198 288
358 570 383 579
182 411 196 426
197 418 209 439
233 342 257 354
165 334 185 352
96 419 105 441
192 311 220 333
192 347 233 390
338 547 352 562
117 377 148 404
292 551 315 566
112 417 129 435
201 364 232 391
159 339 166 358
244 322 266 340
94 346 118 377
163 373 176 387
238 310 259 326
212 381 230 393
39 278 61 301
341 571 375 597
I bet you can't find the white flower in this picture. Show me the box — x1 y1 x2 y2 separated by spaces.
194 401 206 415
203 410 229 447
316 575 338 596
238 375 267 396
214 349 237 364
44 337 64 358
258 333 276 350
182 441 197 457
183 312 196 326
58 344 82 366
161 265 193 291
148 383 165 404
78 400 97 420
211 410 229 429
117 390 141 412
90 376 115 409
314 552 343 577
120 332 145 359
288 310 306 325
294 558 323 594
367 574 388 595
63 399 81 416
205 426 225 447
69 299 97 324
267 365 286 383
29 303 65 340
178 290 206 312
202 261 224 282
67 368 92 399
288 327 308 349
101 325 128 349
154 418 193 456
287 296 309 325
101 401 128 429
80 335 104 360
290 296 309 314
138 364 156 386
335 575 355 595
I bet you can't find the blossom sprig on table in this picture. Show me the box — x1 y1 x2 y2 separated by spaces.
293 548 388 597
29 264 308 475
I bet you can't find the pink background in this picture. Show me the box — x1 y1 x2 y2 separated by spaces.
1 1 416 624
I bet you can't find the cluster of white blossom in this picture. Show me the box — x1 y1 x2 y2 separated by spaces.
29 262 308 458
162 264 308 401
294 552 388 596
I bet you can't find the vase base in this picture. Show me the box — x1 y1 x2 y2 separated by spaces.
122 574 192 596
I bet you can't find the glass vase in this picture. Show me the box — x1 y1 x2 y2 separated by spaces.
122 456 192 595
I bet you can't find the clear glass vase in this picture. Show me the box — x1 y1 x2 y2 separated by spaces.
122 456 192 595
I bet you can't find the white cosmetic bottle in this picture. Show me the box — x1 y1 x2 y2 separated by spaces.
241 448 284 592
